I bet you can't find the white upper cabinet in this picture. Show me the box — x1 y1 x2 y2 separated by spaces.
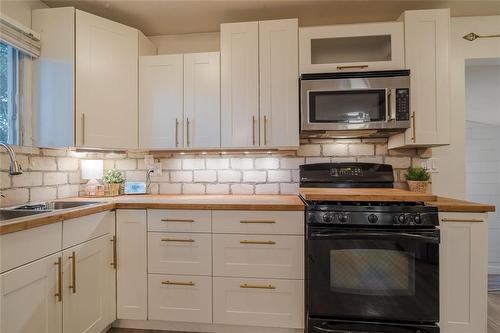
139 55 184 149
76 10 139 149
299 21 404 74
139 52 220 149
388 9 450 149
220 21 260 148
259 19 299 148
32 8 155 149
184 52 221 148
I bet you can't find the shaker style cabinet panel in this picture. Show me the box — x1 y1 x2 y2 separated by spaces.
76 9 139 149
116 210 148 320
259 19 299 148
220 21 260 148
440 213 488 333
184 52 221 148
299 21 404 74
62 235 115 333
139 55 184 149
0 253 63 333
388 9 451 149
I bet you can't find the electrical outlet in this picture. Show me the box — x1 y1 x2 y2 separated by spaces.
144 155 154 169
152 162 162 177
422 158 439 173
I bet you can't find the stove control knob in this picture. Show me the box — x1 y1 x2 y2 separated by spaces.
338 213 349 223
414 214 422 224
367 214 378 224
397 214 405 224
322 213 333 223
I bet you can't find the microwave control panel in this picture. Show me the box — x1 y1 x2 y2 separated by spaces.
395 88 410 121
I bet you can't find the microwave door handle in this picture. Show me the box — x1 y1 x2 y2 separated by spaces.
310 232 440 244
387 88 396 121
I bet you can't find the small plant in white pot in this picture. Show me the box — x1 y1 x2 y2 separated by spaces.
405 166 431 193
103 169 125 196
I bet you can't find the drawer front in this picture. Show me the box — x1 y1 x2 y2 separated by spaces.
63 211 115 249
148 209 211 233
148 274 212 323
1 222 62 273
213 277 304 329
148 232 211 275
213 234 303 279
212 210 304 235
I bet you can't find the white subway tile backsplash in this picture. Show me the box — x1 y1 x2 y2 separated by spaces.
268 170 291 182
183 183 205 194
323 144 348 156
218 170 241 183
29 156 57 171
255 157 279 170
230 158 254 169
0 172 11 189
171 171 193 182
280 182 299 195
348 144 375 156
206 183 230 194
243 171 267 183
206 158 229 169
280 157 305 169
43 172 67 186
255 183 280 194
57 158 79 171
57 184 79 199
385 157 411 169
0 188 29 207
194 170 217 182
159 183 182 194
182 158 205 170
115 159 137 170
12 172 43 187
161 158 182 170
297 144 321 156
230 183 254 194
30 186 57 202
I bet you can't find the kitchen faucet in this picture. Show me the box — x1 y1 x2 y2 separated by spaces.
0 142 23 175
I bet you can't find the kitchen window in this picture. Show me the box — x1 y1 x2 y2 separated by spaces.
0 41 21 144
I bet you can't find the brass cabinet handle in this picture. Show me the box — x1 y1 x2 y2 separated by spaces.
68 251 76 294
441 218 485 223
240 240 276 245
186 117 190 146
411 112 416 142
54 257 62 302
81 113 85 145
240 220 276 224
161 218 195 223
252 115 256 145
175 118 179 147
337 65 368 70
161 238 195 243
240 283 276 290
264 115 268 145
110 236 117 269
162 280 195 286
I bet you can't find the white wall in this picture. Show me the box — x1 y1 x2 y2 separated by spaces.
149 32 219 55
466 63 500 125
0 0 48 27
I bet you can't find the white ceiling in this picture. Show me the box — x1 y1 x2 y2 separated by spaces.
39 0 500 36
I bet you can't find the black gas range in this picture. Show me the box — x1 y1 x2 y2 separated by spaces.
301 163 440 333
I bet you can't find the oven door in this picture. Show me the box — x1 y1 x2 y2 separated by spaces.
308 318 440 333
307 228 440 323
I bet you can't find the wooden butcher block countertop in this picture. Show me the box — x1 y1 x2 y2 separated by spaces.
299 188 438 202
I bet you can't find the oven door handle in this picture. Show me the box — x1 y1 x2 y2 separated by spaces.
312 323 362 333
310 232 440 244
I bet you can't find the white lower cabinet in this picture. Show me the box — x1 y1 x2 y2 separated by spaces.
440 213 488 333
63 234 116 333
148 274 212 323
213 277 304 329
0 253 63 333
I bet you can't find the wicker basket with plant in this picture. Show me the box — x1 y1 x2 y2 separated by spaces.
103 169 125 196
405 166 431 193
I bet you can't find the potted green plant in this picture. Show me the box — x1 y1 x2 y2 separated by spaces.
405 166 431 193
103 169 125 196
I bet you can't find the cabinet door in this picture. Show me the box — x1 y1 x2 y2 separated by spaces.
259 19 299 148
63 235 115 333
76 10 138 149
139 54 184 149
221 21 259 148
389 9 450 148
440 213 488 333
0 253 63 333
184 52 221 148
116 210 147 320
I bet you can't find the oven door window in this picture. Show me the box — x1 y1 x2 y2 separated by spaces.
309 90 386 124
330 248 415 297
307 231 439 323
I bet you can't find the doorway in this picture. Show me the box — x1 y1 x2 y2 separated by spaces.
465 58 500 332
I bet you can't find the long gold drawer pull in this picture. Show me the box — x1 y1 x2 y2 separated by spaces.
162 280 195 286
240 240 276 245
441 218 485 223
411 112 416 142
337 65 368 70
240 283 276 290
68 251 76 294
161 218 195 223
110 236 117 269
161 238 195 243
240 220 276 224
54 257 62 302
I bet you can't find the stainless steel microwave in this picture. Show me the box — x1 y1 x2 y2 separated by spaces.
300 70 411 136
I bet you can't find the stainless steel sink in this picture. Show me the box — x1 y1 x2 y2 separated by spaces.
13 201 101 211
0 209 48 221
